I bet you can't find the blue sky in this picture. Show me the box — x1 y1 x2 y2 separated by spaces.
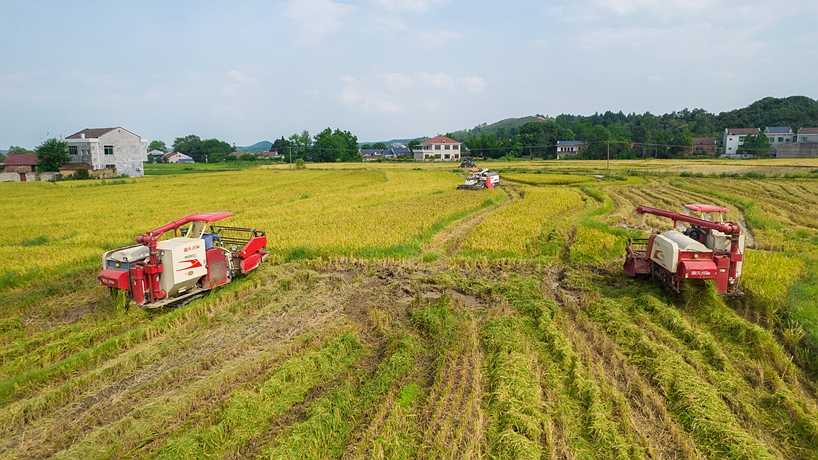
2 0 817 148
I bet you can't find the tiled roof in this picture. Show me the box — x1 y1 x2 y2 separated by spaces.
3 153 38 166
726 128 759 135
423 135 460 145
66 128 117 139
799 127 818 134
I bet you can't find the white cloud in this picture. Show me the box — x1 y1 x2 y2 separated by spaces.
286 0 352 46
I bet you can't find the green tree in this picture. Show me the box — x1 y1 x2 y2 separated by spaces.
172 135 231 162
407 139 422 152
311 128 359 162
148 140 167 152
371 142 387 149
173 135 202 158
35 138 69 171
8 145 32 154
288 130 311 161
739 133 771 156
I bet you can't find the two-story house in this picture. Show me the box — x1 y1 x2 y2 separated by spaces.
65 127 147 177
798 127 818 144
723 128 759 155
764 127 795 144
413 135 462 161
556 140 586 159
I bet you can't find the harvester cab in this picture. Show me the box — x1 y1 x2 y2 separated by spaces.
457 169 500 190
98 212 268 308
624 204 744 294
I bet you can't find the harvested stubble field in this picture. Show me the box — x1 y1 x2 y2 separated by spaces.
1 159 818 459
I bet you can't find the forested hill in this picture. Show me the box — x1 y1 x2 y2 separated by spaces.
447 96 818 159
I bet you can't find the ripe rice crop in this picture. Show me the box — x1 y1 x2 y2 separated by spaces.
2 160 818 458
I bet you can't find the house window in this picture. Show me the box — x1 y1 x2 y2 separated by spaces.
69 146 78 156
778 137 784 142
444 145 451 150
104 145 114 155
434 144 441 150
453 145 459 150
105 164 116 170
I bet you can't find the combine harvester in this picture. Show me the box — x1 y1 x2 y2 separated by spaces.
624 204 745 294
458 168 500 190
98 212 268 308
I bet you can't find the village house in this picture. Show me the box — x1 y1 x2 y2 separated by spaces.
65 127 147 177
413 135 462 161
776 127 818 158
163 152 195 163
692 137 717 156
1 153 39 181
556 140 585 159
147 149 166 163
723 128 759 156
765 127 795 144
798 127 818 144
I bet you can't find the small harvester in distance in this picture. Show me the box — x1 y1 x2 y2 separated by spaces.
98 212 268 308
458 168 501 190
624 203 745 294
459 158 476 169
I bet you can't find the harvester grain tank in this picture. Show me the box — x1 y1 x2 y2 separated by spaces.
623 204 744 294
98 212 268 308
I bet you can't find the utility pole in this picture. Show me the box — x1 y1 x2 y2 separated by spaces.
606 141 610 173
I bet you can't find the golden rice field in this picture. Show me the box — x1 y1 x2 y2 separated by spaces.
1 159 818 459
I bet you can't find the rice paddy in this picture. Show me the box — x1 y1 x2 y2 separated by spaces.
1 159 817 459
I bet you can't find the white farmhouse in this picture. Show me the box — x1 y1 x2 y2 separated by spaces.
722 128 759 156
764 127 795 144
65 127 147 177
164 152 195 164
798 127 818 143
413 135 462 161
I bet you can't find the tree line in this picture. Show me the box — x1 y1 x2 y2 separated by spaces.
450 96 818 159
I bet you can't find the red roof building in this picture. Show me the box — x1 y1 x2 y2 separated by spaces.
2 153 39 173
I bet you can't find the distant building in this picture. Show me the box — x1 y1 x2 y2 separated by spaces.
692 137 717 156
1 153 39 181
65 127 147 177
361 148 388 161
556 140 585 159
798 127 818 144
723 128 759 155
413 135 462 161
764 127 795 144
163 152 195 163
147 149 166 163
256 150 281 160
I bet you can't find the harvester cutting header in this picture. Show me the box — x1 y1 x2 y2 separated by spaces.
624 204 745 294
98 212 268 308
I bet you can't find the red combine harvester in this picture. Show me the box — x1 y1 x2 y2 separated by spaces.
98 212 268 308
624 204 745 294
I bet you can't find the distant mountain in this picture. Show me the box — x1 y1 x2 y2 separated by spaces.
448 115 549 139
359 138 420 147
237 141 273 153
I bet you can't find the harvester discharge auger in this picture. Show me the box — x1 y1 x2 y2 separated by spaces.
624 204 745 295
98 212 268 308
